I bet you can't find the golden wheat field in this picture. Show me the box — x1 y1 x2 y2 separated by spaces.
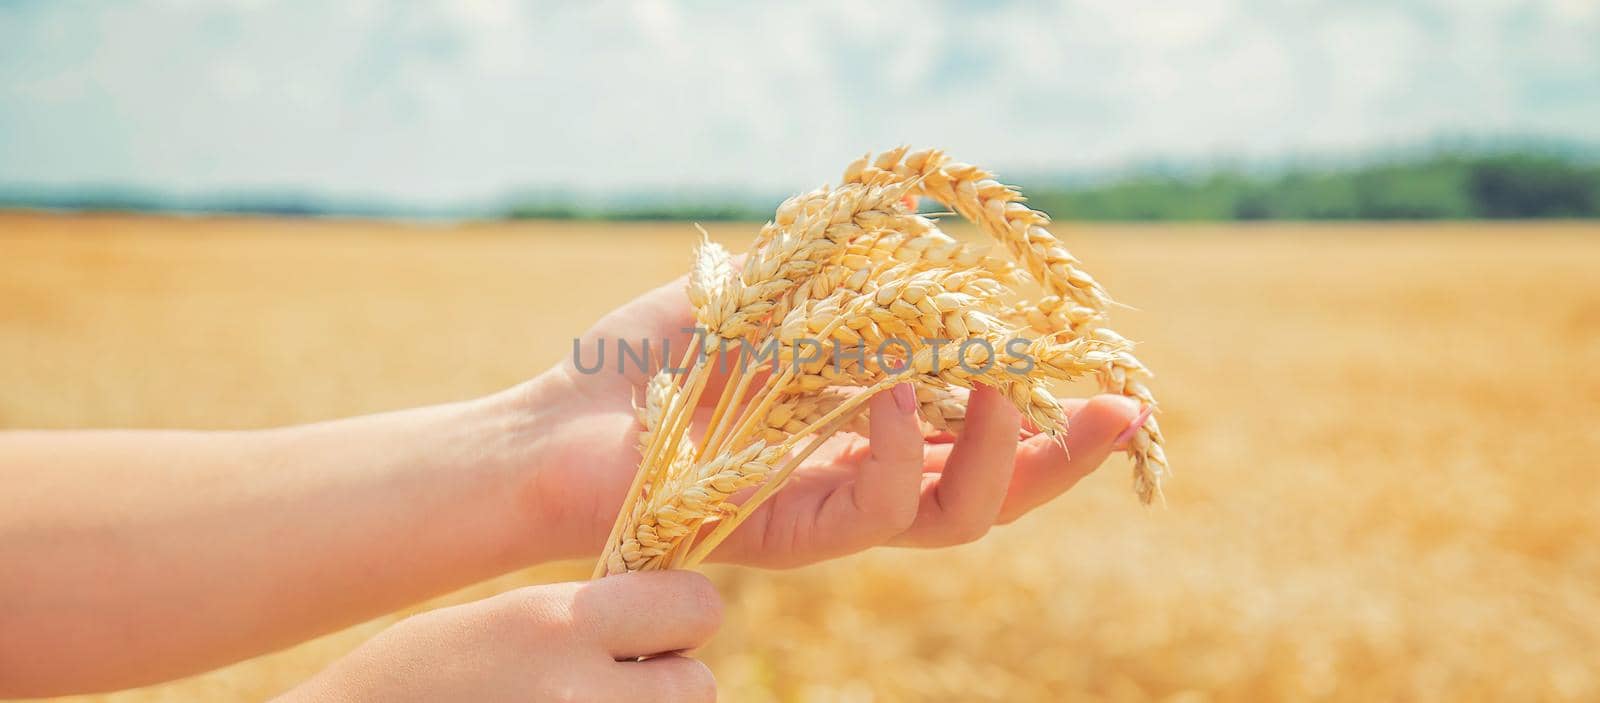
3 212 1598 702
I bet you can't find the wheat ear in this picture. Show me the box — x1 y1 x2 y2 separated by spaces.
847 148 1169 502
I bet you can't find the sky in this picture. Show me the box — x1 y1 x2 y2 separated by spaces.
2 0 1599 205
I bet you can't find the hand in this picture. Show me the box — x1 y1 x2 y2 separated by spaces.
513 277 1146 568
278 571 721 703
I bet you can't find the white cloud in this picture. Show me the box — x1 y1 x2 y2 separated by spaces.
0 0 1596 203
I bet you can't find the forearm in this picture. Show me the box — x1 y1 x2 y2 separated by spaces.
0 375 565 696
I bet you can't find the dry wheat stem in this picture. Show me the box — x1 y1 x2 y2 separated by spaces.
596 335 721 577
679 393 883 568
705 296 879 456
699 360 760 459
622 364 912 574
608 441 786 574
615 377 886 574
592 343 702 578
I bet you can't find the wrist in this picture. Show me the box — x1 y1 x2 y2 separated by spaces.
473 367 591 564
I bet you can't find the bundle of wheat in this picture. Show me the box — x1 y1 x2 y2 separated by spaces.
594 148 1167 577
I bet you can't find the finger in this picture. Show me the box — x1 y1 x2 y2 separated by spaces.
997 394 1142 524
868 384 927 469
827 384 925 531
765 384 926 562
613 653 717 703
576 571 723 660
891 385 1020 547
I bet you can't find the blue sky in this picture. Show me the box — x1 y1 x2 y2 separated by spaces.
3 0 1598 204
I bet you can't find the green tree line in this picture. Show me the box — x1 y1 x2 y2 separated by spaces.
1025 152 1600 221
8 148 1595 222
502 152 1600 222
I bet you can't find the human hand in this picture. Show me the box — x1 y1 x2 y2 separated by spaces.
277 571 720 703
509 275 1146 568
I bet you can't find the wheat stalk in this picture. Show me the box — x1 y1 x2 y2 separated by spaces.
605 441 788 575
594 148 1170 575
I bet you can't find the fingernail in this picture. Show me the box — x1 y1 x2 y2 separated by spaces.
891 383 917 415
1114 404 1155 450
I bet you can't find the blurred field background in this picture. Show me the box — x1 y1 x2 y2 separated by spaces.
7 2 1600 700
5 211 1598 702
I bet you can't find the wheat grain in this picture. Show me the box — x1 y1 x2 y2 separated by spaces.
605 441 789 574
913 383 968 435
753 389 867 444
1000 296 1104 336
688 234 738 333
720 181 917 340
835 383 969 438
636 368 675 454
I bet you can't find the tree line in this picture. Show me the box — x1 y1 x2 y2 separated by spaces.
1025 152 1600 221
